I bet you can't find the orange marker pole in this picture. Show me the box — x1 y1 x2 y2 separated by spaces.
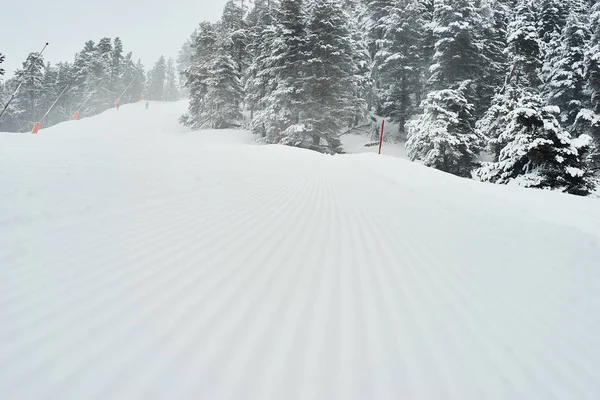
31 122 41 134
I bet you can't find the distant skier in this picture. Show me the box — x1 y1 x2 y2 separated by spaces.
145 101 149 110
115 98 121 111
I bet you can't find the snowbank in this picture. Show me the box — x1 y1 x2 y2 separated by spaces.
1 100 599 399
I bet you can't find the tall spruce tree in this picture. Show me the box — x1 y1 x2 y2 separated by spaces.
406 0 485 177
252 0 309 143
543 12 590 130
165 58 179 101
376 0 423 139
476 0 595 195
244 0 276 121
576 2 600 169
10 53 46 131
291 0 365 153
147 56 167 101
181 21 242 129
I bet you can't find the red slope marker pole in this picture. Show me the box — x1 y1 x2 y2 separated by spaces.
31 122 41 134
378 119 385 155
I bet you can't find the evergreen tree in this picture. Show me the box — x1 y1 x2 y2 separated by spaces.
147 56 167 101
476 0 595 195
291 0 365 153
10 53 46 131
427 0 484 92
476 93 594 195
165 58 179 101
181 22 219 128
0 53 4 76
376 0 423 139
407 0 485 176
221 0 250 76
133 59 146 101
476 0 510 118
406 83 484 177
111 38 125 99
576 2 600 169
543 12 590 130
181 22 242 129
537 0 568 43
244 0 276 120
252 0 309 143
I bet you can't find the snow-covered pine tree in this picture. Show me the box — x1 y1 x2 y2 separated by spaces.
39 62 59 126
165 58 179 101
427 0 484 92
476 0 510 119
181 21 243 129
407 0 485 176
221 0 250 76
476 93 594 195
147 56 167 101
292 0 365 153
537 0 568 43
111 38 125 100
376 0 423 139
53 62 76 120
543 11 590 130
252 0 309 144
478 0 542 157
0 53 4 76
576 2 600 170
10 52 46 131
476 0 595 195
244 0 276 121
133 59 146 101
361 0 395 114
406 82 484 176
200 33 243 128
181 22 219 128
95 37 115 106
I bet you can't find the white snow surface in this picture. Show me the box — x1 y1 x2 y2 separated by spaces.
2 101 600 399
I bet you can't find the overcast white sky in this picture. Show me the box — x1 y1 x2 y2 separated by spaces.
0 0 229 76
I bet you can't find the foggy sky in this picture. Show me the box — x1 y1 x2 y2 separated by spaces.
0 0 228 76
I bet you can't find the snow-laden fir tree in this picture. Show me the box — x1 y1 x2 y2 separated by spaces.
244 0 276 121
537 0 568 43
406 82 484 177
576 2 600 170
10 53 46 131
288 0 366 153
221 0 250 76
181 22 218 128
111 38 125 99
476 93 594 195
476 0 510 118
165 58 179 101
147 56 167 101
200 36 243 128
375 0 424 139
476 0 595 195
407 0 485 176
252 0 308 143
361 0 395 114
427 0 484 93
543 11 590 130
181 22 242 129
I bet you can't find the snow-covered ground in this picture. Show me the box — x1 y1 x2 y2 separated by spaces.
1 100 600 399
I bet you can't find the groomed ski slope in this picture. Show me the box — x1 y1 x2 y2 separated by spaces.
1 100 600 400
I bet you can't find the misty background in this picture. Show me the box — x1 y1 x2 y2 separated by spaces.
0 0 228 75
